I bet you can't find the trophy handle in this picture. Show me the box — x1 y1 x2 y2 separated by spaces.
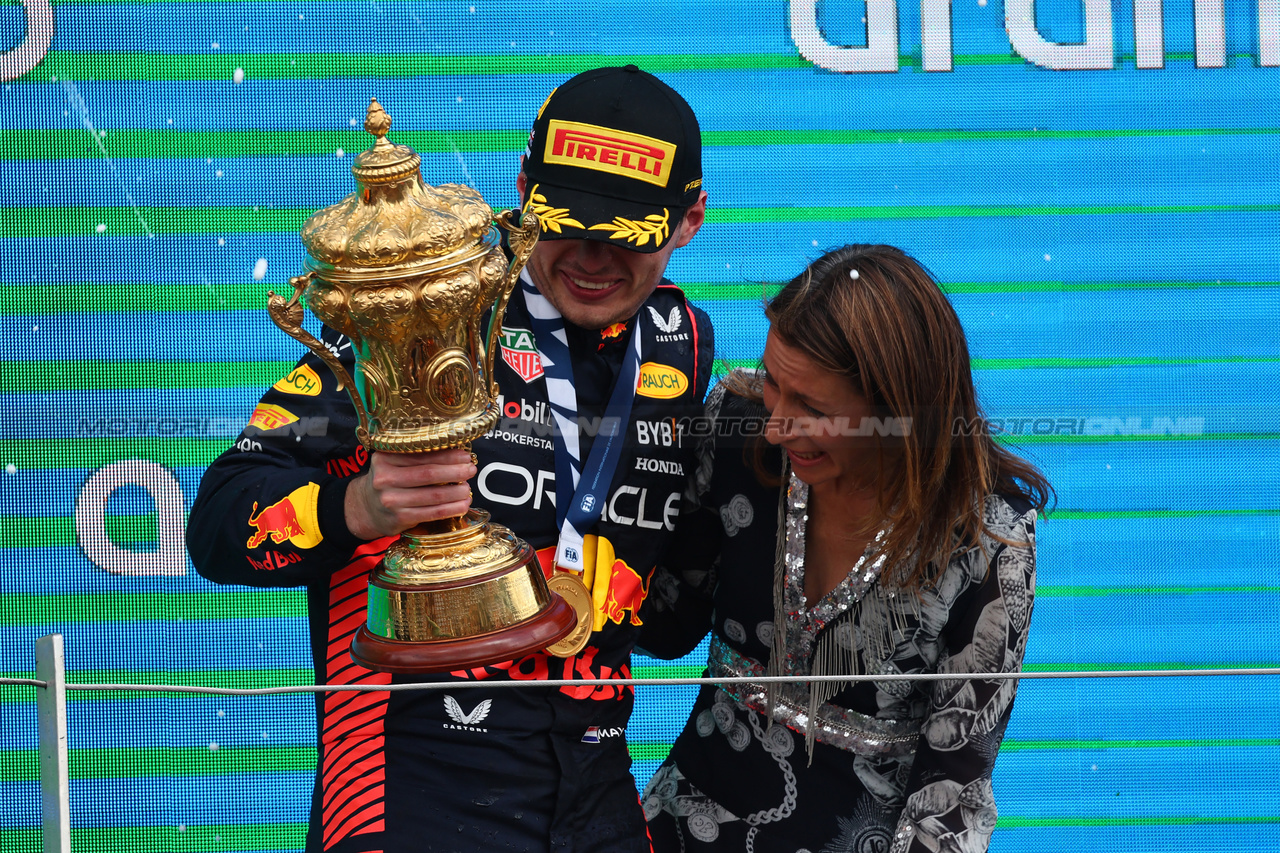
267 273 374 445
488 209 541 396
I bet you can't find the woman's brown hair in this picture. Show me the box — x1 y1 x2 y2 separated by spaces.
744 244 1053 589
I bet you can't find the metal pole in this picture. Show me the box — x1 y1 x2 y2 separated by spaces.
35 634 71 853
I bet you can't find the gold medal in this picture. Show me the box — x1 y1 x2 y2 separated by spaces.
545 571 593 657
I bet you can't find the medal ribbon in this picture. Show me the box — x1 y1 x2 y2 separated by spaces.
518 272 644 574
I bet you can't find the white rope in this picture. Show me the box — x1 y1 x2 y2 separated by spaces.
3 667 1280 696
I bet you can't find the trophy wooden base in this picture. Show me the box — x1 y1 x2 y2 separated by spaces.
350 595 577 673
349 511 579 674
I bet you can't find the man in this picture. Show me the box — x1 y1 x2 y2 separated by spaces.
187 65 713 853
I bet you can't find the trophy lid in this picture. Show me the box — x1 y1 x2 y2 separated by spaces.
301 98 499 278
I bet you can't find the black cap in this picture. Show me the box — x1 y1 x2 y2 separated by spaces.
521 65 703 254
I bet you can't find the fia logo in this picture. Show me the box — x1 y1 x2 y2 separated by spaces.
563 545 580 563
647 306 682 335
443 696 492 732
580 495 596 513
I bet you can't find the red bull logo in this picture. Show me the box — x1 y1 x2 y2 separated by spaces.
544 120 677 188
245 483 323 550
601 559 650 627
601 322 627 340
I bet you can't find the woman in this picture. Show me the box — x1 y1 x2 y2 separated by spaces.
638 245 1052 853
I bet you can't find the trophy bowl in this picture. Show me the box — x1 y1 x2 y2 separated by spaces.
266 98 575 673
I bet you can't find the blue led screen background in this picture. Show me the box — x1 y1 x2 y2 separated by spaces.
1 0 1279 850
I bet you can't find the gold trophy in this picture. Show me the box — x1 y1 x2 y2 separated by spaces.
267 98 576 673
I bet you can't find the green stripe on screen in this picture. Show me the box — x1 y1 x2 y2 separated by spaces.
9 127 1280 162
0 360 293 391
0 668 313 703
709 204 1280 222
2 738 1274 784
6 281 1277 315
716 356 1280 374
1033 585 1280 597
0 284 285 314
972 356 1280 369
0 514 159 548
1 586 1273 625
0 438 233 469
0 824 306 853
1 129 529 161
15 51 858 82
998 737 1280 751
627 742 674 762
0 206 311 237
1021 661 1280 672
15 49 1274 83
10 355 1280 395
938 280 1280 293
4 818 1278 852
0 591 307 624
997 431 1280 444
1042 508 1280 520
997 816 1280 828
0 746 316 781
5 508 1276 552
2 660 1270 706
628 736 1280 764
9 203 1280 238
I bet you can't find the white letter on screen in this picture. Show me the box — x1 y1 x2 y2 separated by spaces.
1134 0 1164 68
921 0 954 71
76 460 188 577
791 0 900 72
0 0 54 81
1006 0 1114 69
1263 0 1280 65
1194 0 1226 66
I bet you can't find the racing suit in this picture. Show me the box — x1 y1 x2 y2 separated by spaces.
187 281 713 853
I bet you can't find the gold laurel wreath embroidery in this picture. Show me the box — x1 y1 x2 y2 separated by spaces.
524 184 585 233
588 209 670 247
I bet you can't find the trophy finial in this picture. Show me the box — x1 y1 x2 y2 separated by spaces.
365 97 392 144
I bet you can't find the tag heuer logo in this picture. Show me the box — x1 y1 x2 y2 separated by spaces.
443 696 492 732
499 326 544 383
